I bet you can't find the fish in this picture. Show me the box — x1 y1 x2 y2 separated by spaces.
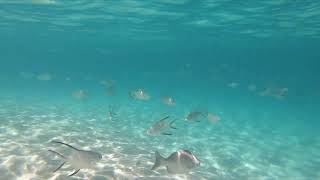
248 84 257 91
84 75 93 81
37 73 52 81
185 111 207 122
162 96 176 106
184 63 191 69
146 116 177 136
48 140 102 177
129 89 150 101
106 86 115 96
151 150 200 174
99 79 114 87
72 90 88 100
258 87 288 99
32 0 56 5
228 82 239 88
20 72 34 79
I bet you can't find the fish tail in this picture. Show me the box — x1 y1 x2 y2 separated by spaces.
151 151 165 170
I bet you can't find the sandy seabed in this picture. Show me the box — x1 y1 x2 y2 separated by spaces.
0 96 319 180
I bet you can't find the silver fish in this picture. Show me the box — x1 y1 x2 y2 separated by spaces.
185 111 206 122
152 150 200 174
146 116 177 136
258 87 288 99
129 89 151 101
37 73 53 81
162 96 176 106
72 89 88 100
228 82 239 88
48 141 102 177
99 79 114 87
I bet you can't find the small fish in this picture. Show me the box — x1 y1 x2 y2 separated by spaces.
259 87 288 99
37 73 52 81
228 82 239 88
129 89 150 101
32 0 55 5
207 113 221 123
258 88 270 97
151 150 200 174
147 116 177 136
48 141 102 177
20 72 34 79
106 86 115 96
84 76 93 81
162 96 176 106
248 84 257 92
100 79 114 87
186 111 206 122
72 90 88 100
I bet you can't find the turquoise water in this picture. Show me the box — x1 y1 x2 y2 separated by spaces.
1 0 320 179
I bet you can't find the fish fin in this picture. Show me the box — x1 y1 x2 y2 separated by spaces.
170 120 177 129
53 161 65 173
159 116 170 122
48 150 67 160
51 141 80 151
151 151 165 170
69 169 80 177
162 133 172 136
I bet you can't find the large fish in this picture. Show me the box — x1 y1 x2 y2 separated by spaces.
48 141 102 177
146 116 177 136
151 150 200 174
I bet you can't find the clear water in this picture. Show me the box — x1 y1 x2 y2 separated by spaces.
0 0 320 179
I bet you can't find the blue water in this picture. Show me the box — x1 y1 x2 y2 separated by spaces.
0 0 320 179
